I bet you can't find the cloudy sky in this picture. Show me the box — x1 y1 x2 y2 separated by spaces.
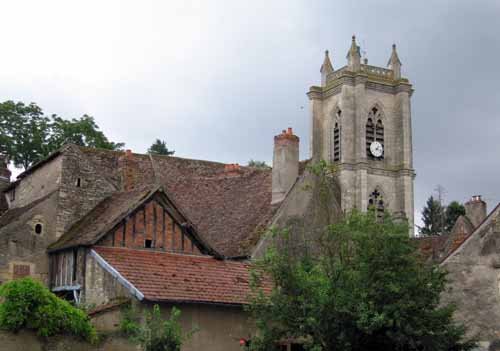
1 0 499 227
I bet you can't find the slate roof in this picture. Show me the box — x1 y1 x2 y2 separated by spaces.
93 246 272 305
77 147 276 257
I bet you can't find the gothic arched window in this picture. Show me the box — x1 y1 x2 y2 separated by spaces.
332 110 341 162
366 107 384 159
368 189 385 219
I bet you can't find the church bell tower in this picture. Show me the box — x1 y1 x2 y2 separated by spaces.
307 36 415 234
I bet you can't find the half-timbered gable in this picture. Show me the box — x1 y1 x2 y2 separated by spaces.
97 197 202 255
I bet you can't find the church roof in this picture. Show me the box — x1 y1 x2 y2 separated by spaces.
92 246 272 305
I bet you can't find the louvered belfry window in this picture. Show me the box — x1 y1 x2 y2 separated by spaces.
333 122 341 162
366 107 384 159
332 109 341 162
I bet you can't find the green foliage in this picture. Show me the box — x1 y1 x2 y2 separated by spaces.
420 196 445 236
0 278 97 343
247 160 270 169
120 304 196 351
0 100 124 169
148 139 175 156
444 201 466 233
248 210 476 351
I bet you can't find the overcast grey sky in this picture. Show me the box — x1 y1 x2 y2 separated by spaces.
1 0 499 226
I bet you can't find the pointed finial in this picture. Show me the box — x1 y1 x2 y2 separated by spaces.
388 43 402 66
320 49 334 85
346 35 361 71
388 43 402 79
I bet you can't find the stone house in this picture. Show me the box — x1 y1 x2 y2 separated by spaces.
0 37 498 350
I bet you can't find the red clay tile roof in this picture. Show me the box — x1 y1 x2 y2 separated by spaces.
414 235 449 262
79 147 276 257
93 246 271 305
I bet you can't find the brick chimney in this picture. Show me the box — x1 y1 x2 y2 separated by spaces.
119 149 139 191
465 195 487 228
272 128 299 204
224 163 242 177
0 155 11 213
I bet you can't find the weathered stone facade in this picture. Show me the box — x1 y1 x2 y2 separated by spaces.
441 204 500 349
307 37 415 233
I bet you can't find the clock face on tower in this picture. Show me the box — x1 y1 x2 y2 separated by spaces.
370 141 383 158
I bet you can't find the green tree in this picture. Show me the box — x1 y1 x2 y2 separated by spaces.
0 100 124 169
444 201 466 233
420 196 445 236
121 304 195 351
48 114 124 151
0 101 50 169
0 278 97 343
248 210 475 351
247 160 270 169
148 139 175 156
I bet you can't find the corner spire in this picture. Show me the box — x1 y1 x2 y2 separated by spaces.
346 35 361 71
320 50 334 86
387 43 402 79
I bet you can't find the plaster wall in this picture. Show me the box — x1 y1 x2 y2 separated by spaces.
84 252 132 306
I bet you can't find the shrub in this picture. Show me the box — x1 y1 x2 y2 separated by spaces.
121 304 196 351
0 278 97 343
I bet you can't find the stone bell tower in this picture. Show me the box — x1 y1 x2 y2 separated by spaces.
307 36 415 234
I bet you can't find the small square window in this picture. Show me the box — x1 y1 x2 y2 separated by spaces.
34 224 43 235
144 239 153 248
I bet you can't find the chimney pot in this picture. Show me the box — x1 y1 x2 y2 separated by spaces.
465 195 487 228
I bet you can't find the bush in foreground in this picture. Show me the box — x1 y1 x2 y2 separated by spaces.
248 210 476 351
0 278 97 343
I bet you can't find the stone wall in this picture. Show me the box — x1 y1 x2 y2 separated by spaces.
8 155 62 209
56 146 117 239
441 207 500 347
0 191 59 285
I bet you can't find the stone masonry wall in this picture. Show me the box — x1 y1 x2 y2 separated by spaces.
8 155 62 209
0 191 59 285
56 145 117 239
441 209 500 347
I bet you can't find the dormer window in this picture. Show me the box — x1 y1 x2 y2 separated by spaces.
144 239 153 249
